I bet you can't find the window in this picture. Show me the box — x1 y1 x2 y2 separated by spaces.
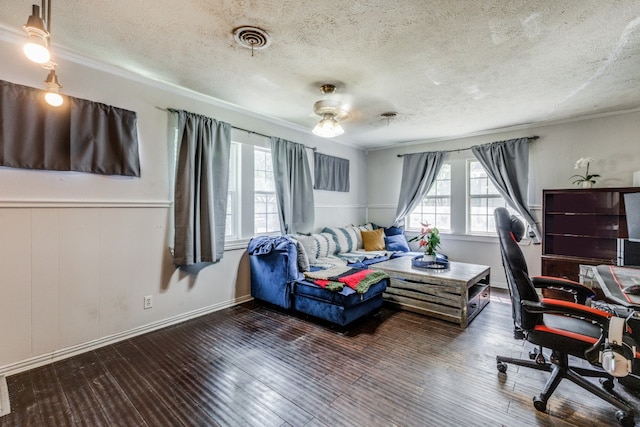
253 148 279 234
403 158 527 239
407 163 451 231
226 143 239 238
468 160 520 234
225 141 279 243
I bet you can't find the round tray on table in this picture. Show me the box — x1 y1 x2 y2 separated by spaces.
411 255 450 271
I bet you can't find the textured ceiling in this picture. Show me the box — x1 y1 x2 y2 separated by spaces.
2 0 640 149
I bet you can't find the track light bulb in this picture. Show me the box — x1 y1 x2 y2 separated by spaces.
24 41 50 64
44 69 63 107
23 4 50 64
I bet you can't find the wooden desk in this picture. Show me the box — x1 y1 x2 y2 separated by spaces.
370 257 490 328
593 265 640 307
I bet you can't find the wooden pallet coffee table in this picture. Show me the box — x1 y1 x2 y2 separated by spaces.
371 257 490 327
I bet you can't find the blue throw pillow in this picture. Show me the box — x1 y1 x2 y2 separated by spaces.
385 234 410 252
384 226 404 236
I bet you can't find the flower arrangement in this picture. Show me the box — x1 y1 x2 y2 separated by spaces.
571 157 600 187
409 222 441 256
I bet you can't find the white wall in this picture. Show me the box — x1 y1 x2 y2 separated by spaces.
0 35 368 373
367 111 640 287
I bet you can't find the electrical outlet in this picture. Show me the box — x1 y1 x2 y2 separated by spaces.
144 295 153 309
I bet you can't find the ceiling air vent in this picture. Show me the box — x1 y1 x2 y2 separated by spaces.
233 26 271 54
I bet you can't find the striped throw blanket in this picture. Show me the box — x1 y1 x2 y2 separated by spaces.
304 266 389 294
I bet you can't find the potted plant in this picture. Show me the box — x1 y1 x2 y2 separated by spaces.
409 222 441 261
571 157 600 188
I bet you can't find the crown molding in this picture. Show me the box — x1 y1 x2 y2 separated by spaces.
371 106 640 152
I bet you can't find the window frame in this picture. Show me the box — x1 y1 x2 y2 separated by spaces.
466 159 524 236
252 146 279 235
403 157 528 241
406 162 452 232
224 141 279 247
225 142 240 240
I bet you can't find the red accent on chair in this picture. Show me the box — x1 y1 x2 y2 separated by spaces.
493 207 636 426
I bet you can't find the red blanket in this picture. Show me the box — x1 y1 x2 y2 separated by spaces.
312 269 389 294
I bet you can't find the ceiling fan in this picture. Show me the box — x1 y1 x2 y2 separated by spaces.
312 84 350 138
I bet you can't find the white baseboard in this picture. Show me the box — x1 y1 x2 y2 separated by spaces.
0 375 9 417
0 295 253 377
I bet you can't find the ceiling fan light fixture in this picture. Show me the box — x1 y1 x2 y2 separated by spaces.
311 83 349 138
23 4 51 64
313 114 344 138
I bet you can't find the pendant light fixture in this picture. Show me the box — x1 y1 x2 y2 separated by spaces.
43 67 63 107
22 0 64 107
23 4 50 64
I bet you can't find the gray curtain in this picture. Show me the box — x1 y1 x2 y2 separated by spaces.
170 109 231 265
314 152 350 192
471 138 541 243
394 151 445 226
0 79 140 176
270 137 315 234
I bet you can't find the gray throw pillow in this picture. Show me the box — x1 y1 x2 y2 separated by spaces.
294 234 317 265
291 238 311 272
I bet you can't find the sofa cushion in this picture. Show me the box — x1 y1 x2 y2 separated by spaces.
353 223 374 249
384 225 404 236
323 226 359 253
385 234 410 252
291 238 311 271
362 228 386 251
295 234 317 264
294 276 388 307
312 232 338 259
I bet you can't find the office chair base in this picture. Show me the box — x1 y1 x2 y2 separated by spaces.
497 353 636 426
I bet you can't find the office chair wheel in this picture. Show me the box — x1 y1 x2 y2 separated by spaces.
600 377 615 392
533 396 547 412
615 410 634 427
497 361 507 373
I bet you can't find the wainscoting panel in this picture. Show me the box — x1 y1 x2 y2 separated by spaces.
0 202 252 375
58 208 102 350
0 209 32 366
31 209 61 357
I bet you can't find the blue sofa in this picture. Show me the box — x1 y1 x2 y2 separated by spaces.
248 235 391 327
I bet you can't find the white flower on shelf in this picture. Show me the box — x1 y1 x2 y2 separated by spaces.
574 157 596 170
571 157 600 187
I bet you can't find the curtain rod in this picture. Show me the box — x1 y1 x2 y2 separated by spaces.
396 136 539 157
157 107 317 151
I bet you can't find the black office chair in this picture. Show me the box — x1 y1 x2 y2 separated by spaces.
494 207 637 426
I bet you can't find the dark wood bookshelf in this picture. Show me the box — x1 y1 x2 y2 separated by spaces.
542 187 640 281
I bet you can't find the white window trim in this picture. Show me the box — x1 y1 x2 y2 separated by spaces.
402 156 531 241
406 162 452 232
223 141 279 250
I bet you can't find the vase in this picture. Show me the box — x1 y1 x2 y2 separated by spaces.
582 181 593 189
422 254 436 262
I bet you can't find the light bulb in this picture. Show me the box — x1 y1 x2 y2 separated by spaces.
313 116 344 138
23 41 50 64
45 91 63 107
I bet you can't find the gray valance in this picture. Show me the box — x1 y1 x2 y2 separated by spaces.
314 152 350 192
0 79 140 177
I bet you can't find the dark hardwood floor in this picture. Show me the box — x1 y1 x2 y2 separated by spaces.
2 289 639 426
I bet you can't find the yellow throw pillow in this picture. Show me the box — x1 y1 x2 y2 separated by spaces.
361 228 385 251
